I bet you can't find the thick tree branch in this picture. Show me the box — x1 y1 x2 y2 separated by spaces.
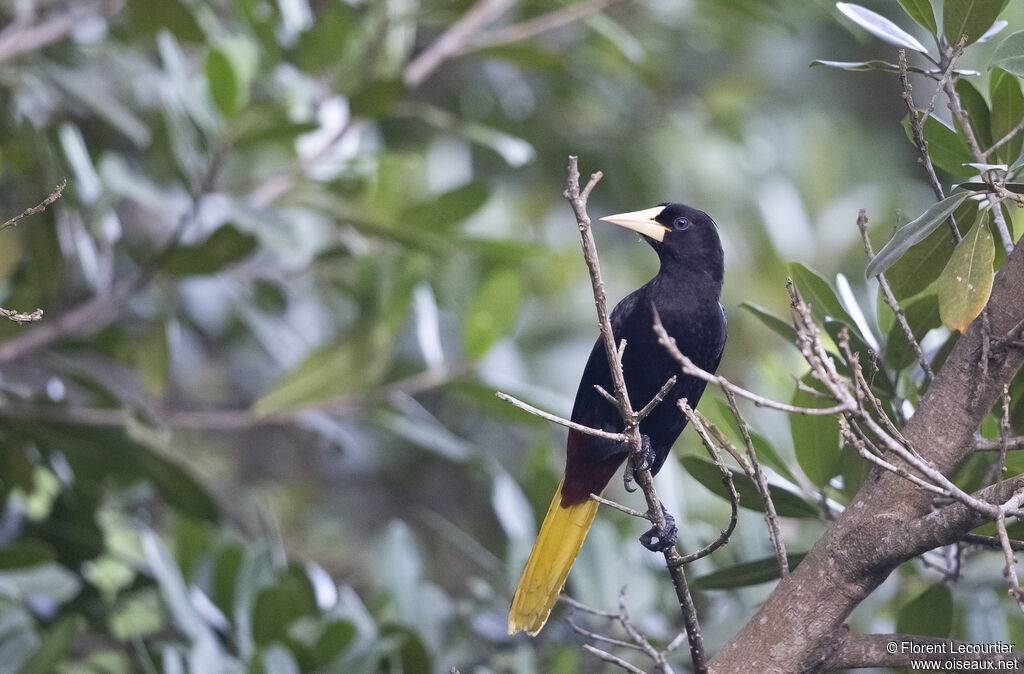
711 221 1024 672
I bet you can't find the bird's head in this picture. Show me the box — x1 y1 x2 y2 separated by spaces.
600 202 723 283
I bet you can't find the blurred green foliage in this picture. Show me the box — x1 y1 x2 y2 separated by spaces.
0 0 1022 672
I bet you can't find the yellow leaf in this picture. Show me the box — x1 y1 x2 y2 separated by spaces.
937 217 994 333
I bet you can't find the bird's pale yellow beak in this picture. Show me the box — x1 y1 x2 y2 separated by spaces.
600 206 670 242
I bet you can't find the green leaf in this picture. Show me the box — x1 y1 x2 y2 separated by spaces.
254 326 397 415
49 73 150 147
125 0 203 42
955 79 993 148
711 399 800 484
866 191 970 278
252 567 318 645
163 224 259 276
212 543 244 619
295 5 356 73
788 263 854 326
839 441 873 500
476 43 568 71
399 182 490 231
109 589 165 640
937 215 995 332
896 583 953 637
0 563 81 604
691 553 807 590
886 294 941 369
19 615 82 674
206 36 260 118
679 456 819 518
0 540 56 569
899 0 938 34
137 321 169 398
464 268 524 359
810 59 921 74
915 115 975 177
884 209 960 299
993 30 1024 76
378 624 432 673
944 0 1009 47
739 301 797 345
836 3 928 52
142 531 207 639
4 421 219 522
790 375 841 488
312 620 357 668
824 319 892 397
809 60 975 77
990 68 1024 163
349 79 404 118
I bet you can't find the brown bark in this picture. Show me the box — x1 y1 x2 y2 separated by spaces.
710 240 1024 673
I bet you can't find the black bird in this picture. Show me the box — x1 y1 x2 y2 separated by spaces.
508 203 727 636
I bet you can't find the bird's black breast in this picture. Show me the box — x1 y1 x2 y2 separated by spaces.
560 280 727 506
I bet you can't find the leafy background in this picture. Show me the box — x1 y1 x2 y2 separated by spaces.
1 0 1023 672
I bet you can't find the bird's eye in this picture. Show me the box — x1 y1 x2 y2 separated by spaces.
674 217 690 230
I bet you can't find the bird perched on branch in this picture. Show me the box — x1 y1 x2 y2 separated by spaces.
508 202 727 636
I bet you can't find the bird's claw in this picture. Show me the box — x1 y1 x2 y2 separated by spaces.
622 434 655 493
639 503 677 552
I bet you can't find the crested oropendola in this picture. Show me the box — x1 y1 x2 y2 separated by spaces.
508 202 727 636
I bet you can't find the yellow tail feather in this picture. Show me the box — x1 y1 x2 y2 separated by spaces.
508 476 600 636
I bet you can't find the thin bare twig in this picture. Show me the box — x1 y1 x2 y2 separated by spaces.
984 385 1013 486
636 376 677 422
898 48 961 242
857 209 933 384
0 180 67 324
985 116 1024 160
962 533 1024 552
652 312 850 416
1 179 66 232
673 402 740 566
494 391 626 442
404 0 516 86
0 143 231 366
997 507 1024 613
589 493 652 520
563 156 706 673
567 616 644 652
582 645 647 674
559 593 618 618
939 37 1014 254
721 389 789 576
0 308 43 324
0 1 125 63
458 0 628 54
977 435 1024 451
563 589 676 674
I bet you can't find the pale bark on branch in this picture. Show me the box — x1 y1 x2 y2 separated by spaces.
710 226 1024 673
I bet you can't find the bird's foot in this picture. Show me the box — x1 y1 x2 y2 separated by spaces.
625 434 656 490
639 502 678 552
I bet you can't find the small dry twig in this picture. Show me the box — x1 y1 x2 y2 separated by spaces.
720 390 790 576
857 209 933 384
1 179 66 232
898 48 961 241
562 156 707 672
